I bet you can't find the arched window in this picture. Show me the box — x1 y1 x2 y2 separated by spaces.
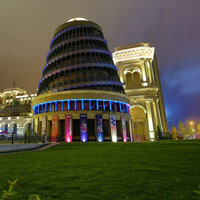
133 72 141 87
126 73 133 89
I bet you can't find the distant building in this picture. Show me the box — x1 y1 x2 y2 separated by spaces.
0 87 36 135
113 43 168 141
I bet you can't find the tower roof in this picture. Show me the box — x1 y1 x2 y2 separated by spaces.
67 17 88 22
54 18 102 36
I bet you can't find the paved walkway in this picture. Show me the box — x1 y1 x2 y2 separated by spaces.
34 143 59 151
0 143 60 155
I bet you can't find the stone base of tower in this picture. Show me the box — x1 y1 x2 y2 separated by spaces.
33 111 132 143
33 90 133 143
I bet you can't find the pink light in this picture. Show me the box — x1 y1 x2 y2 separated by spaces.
65 115 73 143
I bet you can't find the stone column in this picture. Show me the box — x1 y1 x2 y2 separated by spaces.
146 99 155 141
17 127 24 135
141 61 148 87
144 60 151 83
129 117 134 142
148 60 156 83
155 99 163 132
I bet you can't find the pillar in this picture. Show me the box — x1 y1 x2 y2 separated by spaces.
155 99 163 132
146 99 155 141
129 117 133 142
148 60 156 83
141 63 148 87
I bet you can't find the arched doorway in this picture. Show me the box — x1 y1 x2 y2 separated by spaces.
130 106 148 141
10 123 17 134
13 124 17 135
3 124 8 132
25 122 32 134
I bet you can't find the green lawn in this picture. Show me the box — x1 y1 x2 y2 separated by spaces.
0 140 200 200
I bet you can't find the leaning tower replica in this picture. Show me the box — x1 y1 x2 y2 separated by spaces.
113 43 168 141
33 18 131 142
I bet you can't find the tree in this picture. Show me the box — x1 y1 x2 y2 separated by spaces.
186 122 195 136
171 126 178 139
178 121 186 138
186 125 193 136
156 125 162 140
197 124 200 132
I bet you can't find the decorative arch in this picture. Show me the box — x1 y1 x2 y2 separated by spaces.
123 66 141 75
130 104 147 114
0 122 7 129
24 121 32 133
10 122 17 134
130 104 148 141
1 123 8 132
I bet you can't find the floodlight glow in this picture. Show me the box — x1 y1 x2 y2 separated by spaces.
122 116 127 142
110 115 117 143
112 135 117 143
67 18 88 22
190 121 194 125
65 115 73 143
80 114 88 142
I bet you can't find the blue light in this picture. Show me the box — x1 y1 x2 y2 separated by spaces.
109 101 112 111
75 100 77 110
96 100 99 110
103 101 105 111
80 114 88 142
81 100 84 110
68 100 70 110
41 63 118 84
55 102 57 111
89 100 91 110
33 99 130 115
62 101 64 111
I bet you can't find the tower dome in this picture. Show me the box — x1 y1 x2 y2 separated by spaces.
33 19 132 143
67 17 88 22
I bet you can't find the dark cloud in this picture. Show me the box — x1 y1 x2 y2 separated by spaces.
0 0 199 125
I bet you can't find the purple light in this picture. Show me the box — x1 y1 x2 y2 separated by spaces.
33 99 130 115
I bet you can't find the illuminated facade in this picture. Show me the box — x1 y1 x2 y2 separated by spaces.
113 43 168 141
0 87 36 135
33 18 132 142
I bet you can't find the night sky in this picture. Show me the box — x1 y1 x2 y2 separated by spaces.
0 0 199 127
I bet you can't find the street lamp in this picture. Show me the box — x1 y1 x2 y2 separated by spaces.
189 121 194 125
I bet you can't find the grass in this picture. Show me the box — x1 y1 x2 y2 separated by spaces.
0 140 200 200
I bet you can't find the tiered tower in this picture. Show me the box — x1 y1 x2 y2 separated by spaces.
113 43 168 141
33 18 131 142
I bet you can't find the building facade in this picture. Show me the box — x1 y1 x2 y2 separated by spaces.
32 18 132 142
113 43 168 141
0 87 36 135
